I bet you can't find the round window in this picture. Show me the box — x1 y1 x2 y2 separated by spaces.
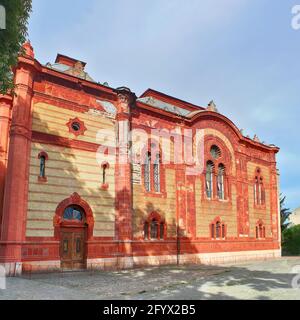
71 122 81 132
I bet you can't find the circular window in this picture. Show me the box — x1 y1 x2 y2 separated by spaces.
210 145 221 159
71 122 81 132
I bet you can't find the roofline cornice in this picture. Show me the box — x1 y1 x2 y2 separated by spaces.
136 102 279 153
140 88 205 112
15 54 279 154
17 55 117 99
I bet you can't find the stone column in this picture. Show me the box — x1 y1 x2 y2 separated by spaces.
0 42 35 275
114 87 136 268
0 95 12 234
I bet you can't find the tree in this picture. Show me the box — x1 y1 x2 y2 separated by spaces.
282 225 300 256
280 194 292 233
0 0 32 94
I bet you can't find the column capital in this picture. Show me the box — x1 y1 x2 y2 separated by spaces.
114 87 136 114
9 124 31 140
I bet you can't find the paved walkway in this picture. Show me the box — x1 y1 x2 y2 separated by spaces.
1 257 300 300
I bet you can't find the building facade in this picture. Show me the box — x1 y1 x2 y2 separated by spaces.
290 208 300 226
0 43 281 275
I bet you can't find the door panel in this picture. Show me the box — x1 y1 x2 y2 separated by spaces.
60 228 86 270
72 232 85 269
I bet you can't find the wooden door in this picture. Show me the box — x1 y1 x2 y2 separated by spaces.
60 228 86 270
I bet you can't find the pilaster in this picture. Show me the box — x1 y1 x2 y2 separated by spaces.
114 87 136 267
0 95 12 235
0 42 35 273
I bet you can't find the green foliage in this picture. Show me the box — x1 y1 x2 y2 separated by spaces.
282 225 300 256
280 194 292 234
0 0 32 94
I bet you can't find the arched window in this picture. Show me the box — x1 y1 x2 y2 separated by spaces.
38 151 48 182
254 168 265 206
211 219 226 239
216 221 221 238
206 161 214 198
102 164 107 184
256 222 266 239
217 164 225 200
150 220 158 239
143 151 162 193
144 152 151 192
153 153 161 192
40 156 46 178
143 213 165 240
63 206 83 221
100 162 110 190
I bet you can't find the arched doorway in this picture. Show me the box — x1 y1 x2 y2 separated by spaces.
54 193 94 270
60 205 86 269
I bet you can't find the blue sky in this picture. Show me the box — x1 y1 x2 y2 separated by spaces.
28 0 300 210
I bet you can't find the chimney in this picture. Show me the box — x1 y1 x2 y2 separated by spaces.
55 54 86 69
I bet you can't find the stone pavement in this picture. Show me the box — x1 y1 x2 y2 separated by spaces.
1 257 300 300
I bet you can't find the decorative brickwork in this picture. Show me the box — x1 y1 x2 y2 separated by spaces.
0 44 281 274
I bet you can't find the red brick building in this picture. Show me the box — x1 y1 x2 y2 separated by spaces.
0 43 281 275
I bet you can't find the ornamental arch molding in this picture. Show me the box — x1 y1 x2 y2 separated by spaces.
53 192 94 239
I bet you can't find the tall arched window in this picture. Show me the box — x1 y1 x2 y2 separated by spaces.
153 153 161 192
254 168 265 206
38 151 48 182
100 161 110 190
217 164 225 200
150 220 158 239
40 156 46 178
206 161 214 198
144 152 151 192
143 151 161 193
102 164 107 184
216 221 221 238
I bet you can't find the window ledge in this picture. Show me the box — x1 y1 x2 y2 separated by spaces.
239 234 249 238
143 191 167 198
254 204 266 210
218 198 228 202
204 197 230 204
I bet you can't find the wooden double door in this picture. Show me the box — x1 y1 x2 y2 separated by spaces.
60 228 86 270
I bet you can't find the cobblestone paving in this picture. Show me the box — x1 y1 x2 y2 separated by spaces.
1 257 300 300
